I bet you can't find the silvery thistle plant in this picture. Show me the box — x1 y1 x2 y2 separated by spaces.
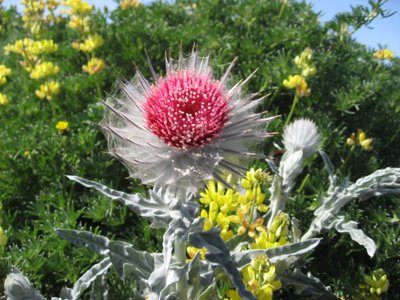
4 52 400 300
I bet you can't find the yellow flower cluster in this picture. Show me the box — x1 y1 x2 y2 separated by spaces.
283 75 311 97
227 255 282 300
120 0 141 9
65 0 106 75
74 34 104 53
251 212 289 249
56 121 69 132
21 0 45 35
0 93 9 105
4 38 58 58
373 48 395 60
199 168 271 241
0 65 11 105
30 61 60 80
294 47 317 77
64 0 94 15
68 15 91 33
35 81 60 100
346 130 373 151
4 38 60 87
82 57 106 75
283 47 317 97
0 65 12 86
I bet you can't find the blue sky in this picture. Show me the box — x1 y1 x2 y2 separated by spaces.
3 0 399 55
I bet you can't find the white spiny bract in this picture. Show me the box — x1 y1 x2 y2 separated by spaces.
4 268 43 300
283 118 320 157
101 50 275 193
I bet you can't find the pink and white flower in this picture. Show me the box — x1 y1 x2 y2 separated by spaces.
101 51 275 193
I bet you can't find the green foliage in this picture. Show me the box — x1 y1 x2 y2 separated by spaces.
0 0 399 298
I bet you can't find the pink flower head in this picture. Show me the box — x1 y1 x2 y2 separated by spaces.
101 51 275 193
145 70 229 149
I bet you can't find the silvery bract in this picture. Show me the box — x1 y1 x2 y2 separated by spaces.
101 51 275 193
4 268 43 300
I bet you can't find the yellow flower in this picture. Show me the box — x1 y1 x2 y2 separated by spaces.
186 246 207 260
30 61 60 80
56 121 69 132
0 93 9 105
77 34 104 53
346 132 356 146
35 81 60 100
68 15 91 33
283 75 311 97
64 0 93 15
251 212 289 249
358 130 373 151
23 150 31 157
240 255 282 300
373 49 395 60
120 0 140 9
29 39 58 55
225 289 242 300
294 47 317 77
0 65 12 86
82 57 106 75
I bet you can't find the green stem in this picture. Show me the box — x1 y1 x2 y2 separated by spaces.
296 173 310 194
340 145 355 173
277 0 287 20
175 238 188 299
284 93 299 126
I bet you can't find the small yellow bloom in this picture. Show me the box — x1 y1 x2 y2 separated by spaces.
283 75 311 97
30 61 60 80
186 246 207 260
294 47 317 77
358 130 373 151
373 48 395 60
346 132 356 146
56 121 69 132
0 65 12 86
120 0 140 9
82 57 106 75
0 93 9 105
35 81 60 101
77 34 104 53
23 150 31 157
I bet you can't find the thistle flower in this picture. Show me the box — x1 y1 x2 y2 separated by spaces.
283 118 320 157
101 51 274 192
